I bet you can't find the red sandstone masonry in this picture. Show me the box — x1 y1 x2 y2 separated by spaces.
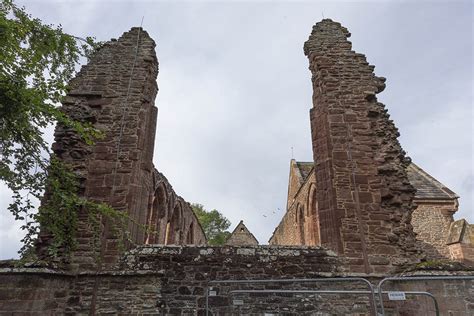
37 28 205 270
304 20 420 273
269 166 318 246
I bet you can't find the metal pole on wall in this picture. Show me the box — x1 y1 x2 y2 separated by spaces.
205 283 209 316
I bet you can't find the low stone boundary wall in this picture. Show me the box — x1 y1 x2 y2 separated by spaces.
0 246 472 315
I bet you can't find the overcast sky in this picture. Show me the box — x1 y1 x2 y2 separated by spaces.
1 0 472 259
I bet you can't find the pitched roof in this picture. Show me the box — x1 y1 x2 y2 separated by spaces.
226 220 259 246
406 163 458 200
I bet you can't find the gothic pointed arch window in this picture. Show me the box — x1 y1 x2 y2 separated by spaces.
307 183 320 246
145 184 167 244
186 222 194 245
167 202 183 244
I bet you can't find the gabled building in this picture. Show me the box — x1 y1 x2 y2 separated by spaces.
226 220 259 246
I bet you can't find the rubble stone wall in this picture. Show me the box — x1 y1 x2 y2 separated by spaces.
411 201 457 259
0 271 162 315
304 19 419 273
1 247 473 315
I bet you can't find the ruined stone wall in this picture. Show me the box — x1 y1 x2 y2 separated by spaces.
0 271 162 315
119 245 344 315
37 28 205 269
270 171 318 246
0 246 345 315
304 19 419 273
411 201 457 259
144 170 206 246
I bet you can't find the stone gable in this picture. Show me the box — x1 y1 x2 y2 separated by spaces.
225 220 259 246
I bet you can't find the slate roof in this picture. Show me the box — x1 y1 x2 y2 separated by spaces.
406 163 458 200
294 161 458 201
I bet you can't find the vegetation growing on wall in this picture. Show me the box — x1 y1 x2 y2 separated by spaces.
0 0 124 260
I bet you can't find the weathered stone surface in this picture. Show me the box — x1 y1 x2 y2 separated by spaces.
270 160 318 246
272 160 474 266
36 27 205 270
303 19 420 273
447 219 474 266
1 247 473 315
412 201 457 258
225 220 259 246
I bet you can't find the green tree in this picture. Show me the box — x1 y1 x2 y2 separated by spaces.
0 0 103 257
192 203 231 246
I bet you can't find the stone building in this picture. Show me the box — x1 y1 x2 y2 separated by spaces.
270 161 474 265
36 27 206 270
225 220 259 246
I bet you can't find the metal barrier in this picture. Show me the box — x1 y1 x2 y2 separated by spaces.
377 275 474 316
229 289 438 316
205 275 474 315
205 277 377 316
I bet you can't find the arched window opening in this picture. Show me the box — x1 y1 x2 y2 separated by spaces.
168 203 182 244
164 221 171 245
307 184 320 246
145 185 168 244
186 222 194 244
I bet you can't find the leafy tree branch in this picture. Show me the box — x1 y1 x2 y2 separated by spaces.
192 203 231 246
0 0 106 258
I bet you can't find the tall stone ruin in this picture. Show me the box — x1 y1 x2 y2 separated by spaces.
37 28 205 269
304 20 419 273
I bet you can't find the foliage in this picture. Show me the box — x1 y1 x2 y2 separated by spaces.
191 203 231 246
0 0 105 258
36 158 129 260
